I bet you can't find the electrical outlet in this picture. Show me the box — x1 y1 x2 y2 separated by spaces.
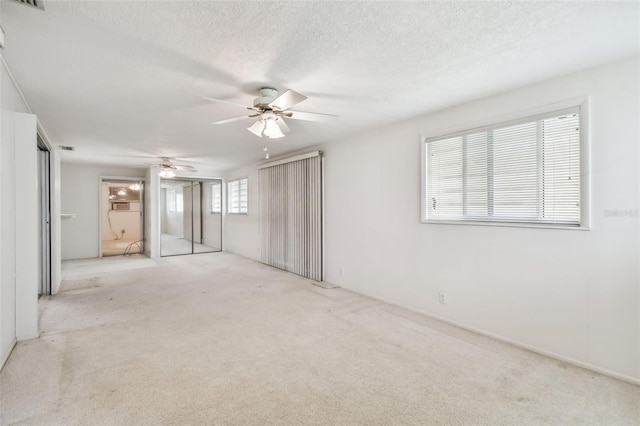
438 293 447 304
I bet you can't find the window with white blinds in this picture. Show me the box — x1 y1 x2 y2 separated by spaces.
228 178 248 214
423 107 582 226
211 183 221 213
168 190 177 213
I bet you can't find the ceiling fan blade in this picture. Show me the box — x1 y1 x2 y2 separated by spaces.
210 115 251 125
247 120 265 137
199 96 257 111
269 89 307 111
174 165 196 171
284 110 339 123
277 117 290 133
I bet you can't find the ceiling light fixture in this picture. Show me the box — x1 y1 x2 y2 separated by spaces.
247 115 285 159
159 169 176 178
247 120 265 137
129 183 142 191
246 114 285 139
263 118 285 139
117 189 127 196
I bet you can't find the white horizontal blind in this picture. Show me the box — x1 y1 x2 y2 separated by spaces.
425 107 580 225
228 178 248 214
259 154 323 281
168 190 177 213
211 183 221 213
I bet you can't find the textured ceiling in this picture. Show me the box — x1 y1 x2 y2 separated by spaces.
1 1 638 172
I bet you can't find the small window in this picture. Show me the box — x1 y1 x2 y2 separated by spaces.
168 190 176 213
211 183 222 213
168 190 183 213
228 178 248 214
176 193 183 213
423 107 583 227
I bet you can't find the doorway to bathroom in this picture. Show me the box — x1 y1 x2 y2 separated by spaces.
160 178 222 256
100 178 144 257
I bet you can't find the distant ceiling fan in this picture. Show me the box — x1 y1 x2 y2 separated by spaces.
147 157 197 178
201 87 339 141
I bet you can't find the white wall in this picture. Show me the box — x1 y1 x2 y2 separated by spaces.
0 56 39 370
14 113 39 342
224 57 640 383
224 164 260 260
60 163 145 260
144 167 160 258
202 181 222 250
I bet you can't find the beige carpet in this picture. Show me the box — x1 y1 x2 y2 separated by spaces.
1 253 638 425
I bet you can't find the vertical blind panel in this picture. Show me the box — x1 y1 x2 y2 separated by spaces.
259 155 323 281
425 108 580 225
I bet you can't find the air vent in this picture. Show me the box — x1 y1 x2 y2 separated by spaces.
59 146 74 151
10 0 45 10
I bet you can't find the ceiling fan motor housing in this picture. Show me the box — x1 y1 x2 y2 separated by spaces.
254 87 278 109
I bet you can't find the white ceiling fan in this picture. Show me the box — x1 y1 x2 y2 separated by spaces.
201 87 339 140
147 157 197 178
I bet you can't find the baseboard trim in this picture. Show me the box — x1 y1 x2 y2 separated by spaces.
426 311 640 387
313 280 340 289
343 288 640 387
0 338 17 373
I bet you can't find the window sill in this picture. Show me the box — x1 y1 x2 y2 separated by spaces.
421 219 590 231
227 212 248 216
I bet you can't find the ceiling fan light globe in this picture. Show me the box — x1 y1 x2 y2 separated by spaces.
264 119 285 139
247 120 265 137
159 170 176 178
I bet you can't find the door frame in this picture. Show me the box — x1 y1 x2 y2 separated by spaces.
98 176 145 258
37 135 51 296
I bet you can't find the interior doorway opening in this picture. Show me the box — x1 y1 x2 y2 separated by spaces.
101 178 144 257
160 178 222 256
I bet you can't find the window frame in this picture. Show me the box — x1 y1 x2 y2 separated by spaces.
210 183 222 214
168 189 177 213
227 177 248 215
420 98 590 230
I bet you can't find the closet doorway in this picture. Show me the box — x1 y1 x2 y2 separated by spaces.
160 178 222 256
101 178 144 257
